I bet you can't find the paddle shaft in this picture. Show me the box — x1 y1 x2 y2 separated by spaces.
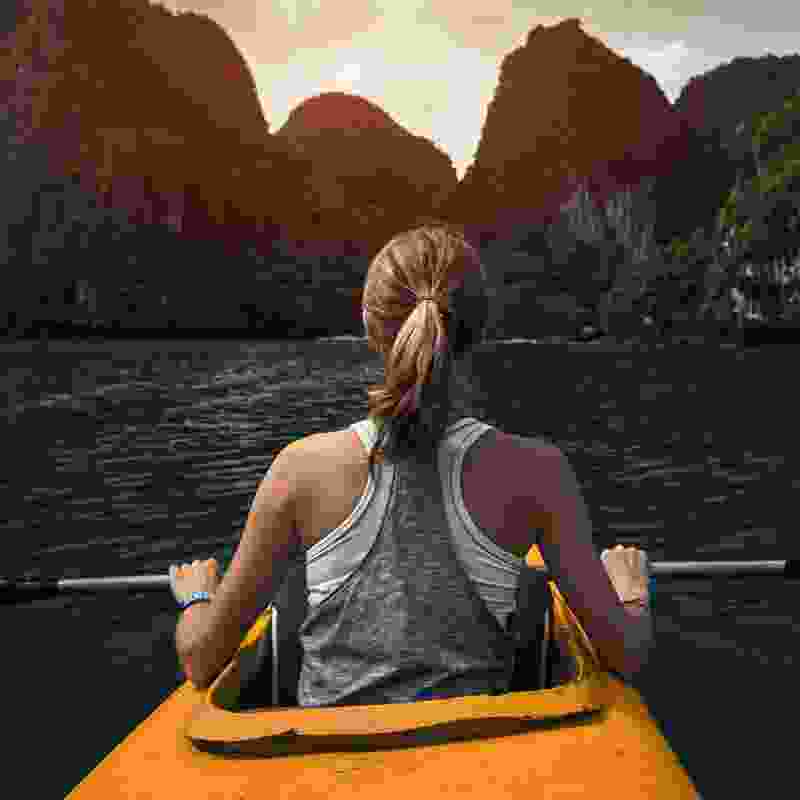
1 560 798 605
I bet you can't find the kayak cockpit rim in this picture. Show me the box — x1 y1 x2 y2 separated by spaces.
185 589 618 755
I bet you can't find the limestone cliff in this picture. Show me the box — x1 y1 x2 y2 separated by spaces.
0 0 307 247
653 52 800 246
275 91 458 259
445 18 690 248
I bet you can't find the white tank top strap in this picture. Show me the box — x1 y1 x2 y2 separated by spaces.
312 416 526 630
350 417 379 454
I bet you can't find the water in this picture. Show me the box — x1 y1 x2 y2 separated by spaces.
2 336 798 797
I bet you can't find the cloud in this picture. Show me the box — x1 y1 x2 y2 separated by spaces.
626 40 693 101
612 37 724 103
332 62 363 92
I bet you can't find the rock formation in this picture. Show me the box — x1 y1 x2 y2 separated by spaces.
6 3 799 339
674 53 800 147
444 17 691 250
0 0 308 250
274 91 458 260
659 53 800 245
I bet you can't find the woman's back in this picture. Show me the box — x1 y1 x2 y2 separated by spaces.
293 416 650 706
295 417 529 707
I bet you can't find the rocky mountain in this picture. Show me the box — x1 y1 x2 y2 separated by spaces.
4 3 800 339
444 18 691 250
0 0 309 249
658 53 800 244
274 91 458 259
675 53 800 145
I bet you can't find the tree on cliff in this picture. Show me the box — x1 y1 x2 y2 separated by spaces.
715 92 800 323
540 175 665 337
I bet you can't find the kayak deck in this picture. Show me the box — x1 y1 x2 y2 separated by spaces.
66 675 698 799
66 550 701 798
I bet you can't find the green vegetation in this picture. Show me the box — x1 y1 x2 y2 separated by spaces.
522 88 800 341
683 91 800 329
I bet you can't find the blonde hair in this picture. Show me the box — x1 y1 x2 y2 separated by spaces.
362 222 489 480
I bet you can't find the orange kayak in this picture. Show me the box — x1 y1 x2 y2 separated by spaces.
66 549 701 799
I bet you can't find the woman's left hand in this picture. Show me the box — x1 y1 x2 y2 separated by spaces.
169 559 220 607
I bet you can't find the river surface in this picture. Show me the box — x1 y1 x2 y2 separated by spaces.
2 336 798 797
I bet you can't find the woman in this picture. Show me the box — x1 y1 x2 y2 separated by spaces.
171 222 653 702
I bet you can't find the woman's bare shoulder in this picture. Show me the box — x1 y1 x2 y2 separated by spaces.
469 427 563 511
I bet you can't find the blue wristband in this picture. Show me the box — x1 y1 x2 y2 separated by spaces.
179 591 212 611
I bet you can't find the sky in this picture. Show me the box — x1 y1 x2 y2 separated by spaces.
162 1 800 180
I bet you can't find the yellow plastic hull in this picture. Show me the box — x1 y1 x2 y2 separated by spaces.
66 678 699 799
66 549 701 798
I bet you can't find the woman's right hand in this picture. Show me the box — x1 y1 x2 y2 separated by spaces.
600 545 650 605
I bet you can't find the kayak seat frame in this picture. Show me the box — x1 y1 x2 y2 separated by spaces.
236 564 568 711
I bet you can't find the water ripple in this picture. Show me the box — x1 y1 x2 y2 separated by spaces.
2 339 796 589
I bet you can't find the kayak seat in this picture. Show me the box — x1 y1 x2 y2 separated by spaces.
236 562 564 710
507 563 561 693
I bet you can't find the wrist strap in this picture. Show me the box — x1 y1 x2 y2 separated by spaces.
179 591 212 611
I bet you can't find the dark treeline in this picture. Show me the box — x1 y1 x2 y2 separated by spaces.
0 141 367 340
2 33 799 343
3 90 798 344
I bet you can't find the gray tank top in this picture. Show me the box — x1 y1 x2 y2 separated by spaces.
296 420 518 707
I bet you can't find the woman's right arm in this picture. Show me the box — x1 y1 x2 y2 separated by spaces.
517 444 653 680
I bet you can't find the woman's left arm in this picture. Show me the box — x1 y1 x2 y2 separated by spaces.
174 442 304 688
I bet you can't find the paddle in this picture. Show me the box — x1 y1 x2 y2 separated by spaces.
1 560 799 605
